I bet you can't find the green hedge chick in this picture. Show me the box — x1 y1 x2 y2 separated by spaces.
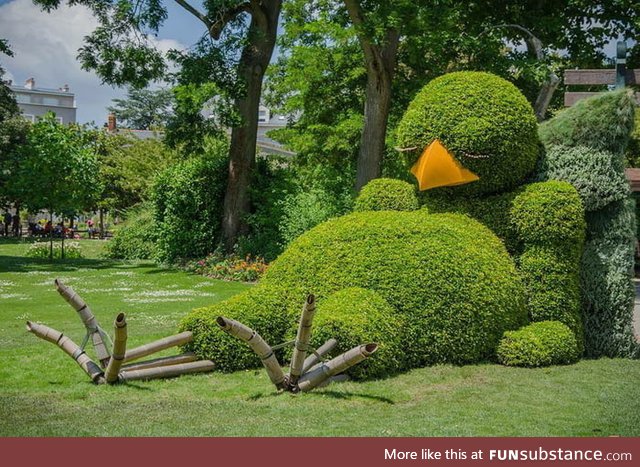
396 71 585 360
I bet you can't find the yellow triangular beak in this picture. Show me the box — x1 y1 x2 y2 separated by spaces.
410 139 480 191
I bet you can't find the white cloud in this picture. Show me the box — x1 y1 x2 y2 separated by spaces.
0 0 185 124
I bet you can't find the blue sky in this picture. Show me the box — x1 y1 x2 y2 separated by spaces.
0 0 210 124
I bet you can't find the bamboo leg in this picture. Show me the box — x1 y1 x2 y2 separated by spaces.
121 353 198 372
288 294 316 389
216 316 286 390
26 321 104 384
118 360 215 382
123 331 193 363
301 338 337 374
104 313 127 384
54 278 111 367
297 343 377 392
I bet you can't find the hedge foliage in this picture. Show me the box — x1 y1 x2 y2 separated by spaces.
310 288 405 380
397 71 539 196
182 211 527 372
105 203 158 260
536 90 638 358
497 321 579 367
354 178 419 212
539 89 635 156
153 139 228 263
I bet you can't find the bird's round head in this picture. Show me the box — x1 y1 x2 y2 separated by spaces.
397 71 540 196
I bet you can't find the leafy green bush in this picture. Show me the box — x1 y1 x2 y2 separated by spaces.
396 71 539 196
259 211 526 367
625 117 640 167
26 241 83 259
309 287 405 380
497 321 579 367
184 251 268 282
105 203 158 260
354 178 419 212
153 138 228 263
536 145 629 212
180 285 291 372
536 90 638 358
539 89 635 156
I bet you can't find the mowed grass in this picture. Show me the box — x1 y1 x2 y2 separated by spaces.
1 238 639 436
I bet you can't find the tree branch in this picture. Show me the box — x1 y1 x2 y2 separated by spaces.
173 0 212 30
343 0 376 64
209 2 252 40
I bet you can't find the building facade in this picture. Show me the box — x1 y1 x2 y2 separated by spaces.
9 78 76 124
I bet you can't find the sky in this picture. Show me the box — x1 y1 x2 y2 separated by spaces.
0 0 206 124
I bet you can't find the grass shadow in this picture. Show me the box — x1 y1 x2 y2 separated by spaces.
317 390 396 404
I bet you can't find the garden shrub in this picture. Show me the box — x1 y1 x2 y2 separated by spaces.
497 321 579 367
539 89 635 156
536 145 629 212
105 203 158 260
153 138 228 263
536 90 639 358
258 211 527 367
625 117 640 167
396 71 539 196
183 211 528 369
309 287 405 380
26 241 83 259
354 178 419 212
180 284 291 372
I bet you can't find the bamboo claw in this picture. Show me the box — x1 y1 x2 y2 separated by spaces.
123 331 193 363
104 313 127 384
216 316 286 390
301 338 337 374
288 294 316 389
121 353 198 372
118 360 215 382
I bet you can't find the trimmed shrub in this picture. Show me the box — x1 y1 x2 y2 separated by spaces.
105 203 158 260
539 89 635 156
497 321 579 367
309 288 405 380
397 71 539 196
536 145 629 212
354 178 419 212
26 241 83 259
153 139 228 263
182 211 527 370
537 90 639 358
258 211 527 367
179 285 291 372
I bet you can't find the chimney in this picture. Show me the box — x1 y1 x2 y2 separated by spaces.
107 113 117 132
25 77 35 90
60 84 70 92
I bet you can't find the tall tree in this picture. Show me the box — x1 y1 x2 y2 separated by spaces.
107 87 174 130
35 0 283 251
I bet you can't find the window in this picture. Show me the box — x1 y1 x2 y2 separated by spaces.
23 114 35 123
43 97 60 106
55 116 63 124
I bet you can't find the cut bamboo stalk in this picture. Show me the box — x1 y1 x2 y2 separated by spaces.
297 343 378 392
104 313 127 384
121 353 198 372
216 316 286 390
288 294 316 388
118 360 215 382
123 331 193 363
26 321 104 384
54 278 111 367
301 338 337 374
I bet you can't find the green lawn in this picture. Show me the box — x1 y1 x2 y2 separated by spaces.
1 238 639 436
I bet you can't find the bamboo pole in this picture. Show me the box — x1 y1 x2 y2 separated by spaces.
288 294 316 388
216 316 286 390
297 343 378 392
123 331 193 363
54 278 111 367
301 338 337 374
26 321 104 384
118 360 215 382
104 313 127 384
121 353 198 372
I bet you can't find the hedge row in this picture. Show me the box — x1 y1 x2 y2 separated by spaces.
497 321 579 367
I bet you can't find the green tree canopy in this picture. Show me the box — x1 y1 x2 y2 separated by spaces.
107 87 174 130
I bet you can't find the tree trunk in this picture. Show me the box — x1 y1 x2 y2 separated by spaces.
49 211 53 261
355 60 396 191
221 0 282 252
61 219 65 259
99 209 104 239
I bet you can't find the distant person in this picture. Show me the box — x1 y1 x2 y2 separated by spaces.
3 212 11 237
